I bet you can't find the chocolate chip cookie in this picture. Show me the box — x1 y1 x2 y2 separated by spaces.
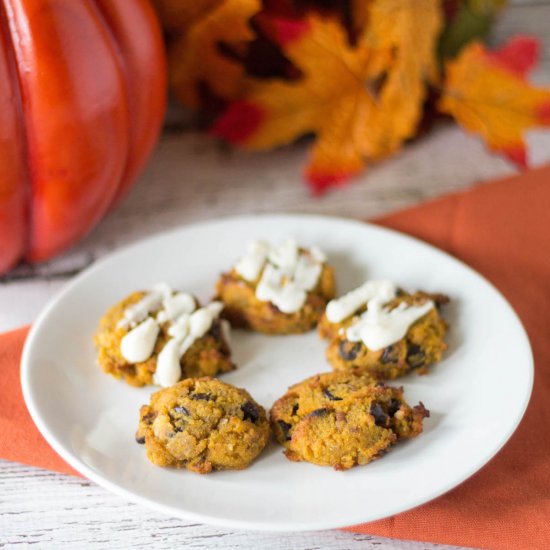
319 291 449 379
216 239 335 334
137 377 270 473
95 288 234 387
270 370 429 470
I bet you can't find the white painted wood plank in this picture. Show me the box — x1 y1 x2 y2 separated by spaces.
0 460 458 550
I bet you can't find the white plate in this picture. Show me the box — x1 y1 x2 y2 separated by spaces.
21 214 533 531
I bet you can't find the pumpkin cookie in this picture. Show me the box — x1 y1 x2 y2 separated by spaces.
270 370 429 470
215 239 335 334
137 377 270 473
94 283 234 387
318 281 449 379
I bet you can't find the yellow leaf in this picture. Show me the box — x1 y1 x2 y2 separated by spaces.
365 0 441 155
439 37 550 167
169 0 261 109
213 1 442 192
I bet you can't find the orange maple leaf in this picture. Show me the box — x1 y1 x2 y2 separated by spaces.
439 36 550 167
169 0 261 109
213 1 442 193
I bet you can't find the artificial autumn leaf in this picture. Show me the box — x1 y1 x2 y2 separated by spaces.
212 1 442 193
151 0 223 36
364 0 442 155
169 0 261 109
439 36 550 167
264 0 371 44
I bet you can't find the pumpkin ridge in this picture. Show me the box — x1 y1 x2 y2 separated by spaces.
92 0 167 207
0 3 31 272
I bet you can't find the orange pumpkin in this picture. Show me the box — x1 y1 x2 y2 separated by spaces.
0 0 167 273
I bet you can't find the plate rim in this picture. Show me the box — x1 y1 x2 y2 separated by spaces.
20 212 534 531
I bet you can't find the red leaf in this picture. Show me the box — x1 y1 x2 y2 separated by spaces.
211 101 265 144
486 35 539 77
538 99 550 124
306 168 353 196
502 145 527 169
271 17 311 45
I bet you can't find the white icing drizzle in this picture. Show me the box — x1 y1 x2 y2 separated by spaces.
153 301 225 387
120 317 160 363
310 246 327 263
346 300 434 351
117 282 172 329
189 303 222 339
325 280 397 323
167 313 190 340
118 283 227 387
235 238 327 314
157 293 195 323
154 339 181 388
294 254 323 291
326 279 435 351
256 264 282 302
234 241 269 282
256 264 306 313
268 238 299 276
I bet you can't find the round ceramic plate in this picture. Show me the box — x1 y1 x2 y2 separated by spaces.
21 214 533 531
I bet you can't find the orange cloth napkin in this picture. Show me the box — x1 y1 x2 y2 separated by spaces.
2 165 550 548
0 325 80 477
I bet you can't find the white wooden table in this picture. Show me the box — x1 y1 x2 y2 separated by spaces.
1 5 549 548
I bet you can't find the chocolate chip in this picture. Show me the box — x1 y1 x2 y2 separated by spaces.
141 411 157 424
370 402 389 427
135 435 145 444
241 401 260 423
406 343 422 356
291 403 299 415
387 398 401 417
381 345 399 364
323 388 343 401
308 407 330 418
191 393 211 401
432 293 450 309
406 343 426 368
338 340 362 361
208 321 221 340
173 406 190 416
277 420 292 441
